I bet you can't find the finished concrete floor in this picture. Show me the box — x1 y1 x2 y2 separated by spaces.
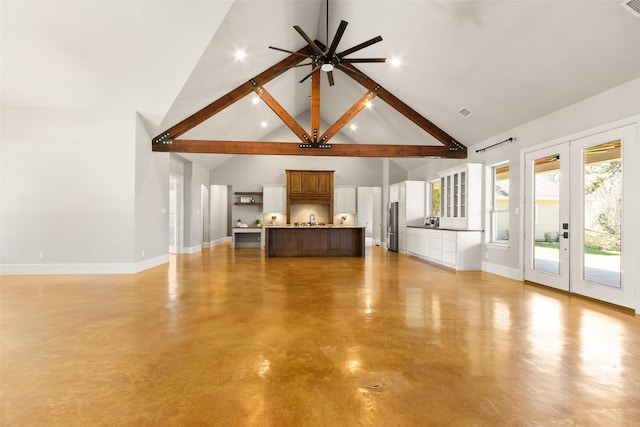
2 244 640 425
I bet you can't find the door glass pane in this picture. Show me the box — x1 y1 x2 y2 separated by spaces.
583 140 622 288
533 155 560 274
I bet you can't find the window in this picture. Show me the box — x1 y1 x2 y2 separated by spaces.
428 180 440 217
490 163 510 244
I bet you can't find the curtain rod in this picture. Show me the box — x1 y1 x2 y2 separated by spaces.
476 137 515 153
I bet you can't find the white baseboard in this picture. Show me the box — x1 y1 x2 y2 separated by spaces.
210 237 231 247
135 254 169 273
182 244 202 254
482 261 523 281
1 253 170 275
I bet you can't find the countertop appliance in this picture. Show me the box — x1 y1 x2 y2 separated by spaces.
425 216 439 228
387 202 399 252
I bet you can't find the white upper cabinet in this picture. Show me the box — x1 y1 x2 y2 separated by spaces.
389 183 400 203
439 163 482 230
263 186 286 213
334 186 357 213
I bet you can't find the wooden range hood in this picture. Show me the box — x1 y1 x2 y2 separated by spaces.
286 170 334 223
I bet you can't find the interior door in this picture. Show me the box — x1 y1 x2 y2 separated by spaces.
524 144 571 291
524 125 636 309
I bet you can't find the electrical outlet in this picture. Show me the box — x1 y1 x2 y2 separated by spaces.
485 252 489 260
38 252 45 260
141 250 145 257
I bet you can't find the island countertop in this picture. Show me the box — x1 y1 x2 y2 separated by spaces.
264 224 365 229
264 226 365 257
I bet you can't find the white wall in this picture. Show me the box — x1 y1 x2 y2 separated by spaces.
1 106 137 273
209 154 383 187
134 113 170 270
209 185 229 243
182 160 210 253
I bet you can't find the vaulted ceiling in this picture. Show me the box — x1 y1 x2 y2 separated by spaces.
3 0 640 171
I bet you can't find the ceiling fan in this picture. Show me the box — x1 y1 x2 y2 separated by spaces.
268 17 386 86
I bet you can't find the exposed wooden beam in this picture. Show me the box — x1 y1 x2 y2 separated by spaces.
250 81 312 144
318 86 379 144
152 139 467 158
152 46 310 144
341 63 466 153
310 70 320 142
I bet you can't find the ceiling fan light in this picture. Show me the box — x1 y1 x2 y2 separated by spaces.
321 63 334 72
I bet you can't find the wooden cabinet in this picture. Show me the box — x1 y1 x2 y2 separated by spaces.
263 186 286 213
286 170 334 223
334 186 356 214
287 170 333 196
265 227 365 257
439 163 482 230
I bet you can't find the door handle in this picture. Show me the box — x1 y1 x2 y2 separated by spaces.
563 231 569 239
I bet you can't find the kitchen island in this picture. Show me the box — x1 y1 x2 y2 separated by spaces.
264 225 365 258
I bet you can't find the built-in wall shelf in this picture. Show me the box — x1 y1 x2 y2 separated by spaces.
234 191 263 206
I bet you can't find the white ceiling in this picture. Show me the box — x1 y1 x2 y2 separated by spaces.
3 0 640 171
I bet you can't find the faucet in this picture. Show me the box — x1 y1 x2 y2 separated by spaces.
309 213 315 225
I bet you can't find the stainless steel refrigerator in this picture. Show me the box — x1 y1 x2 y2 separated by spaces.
387 202 399 252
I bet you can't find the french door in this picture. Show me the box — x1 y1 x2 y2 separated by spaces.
524 125 636 309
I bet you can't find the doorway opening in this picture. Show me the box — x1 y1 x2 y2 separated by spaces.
169 175 184 254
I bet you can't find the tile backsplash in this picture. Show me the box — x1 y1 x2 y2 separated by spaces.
290 204 329 224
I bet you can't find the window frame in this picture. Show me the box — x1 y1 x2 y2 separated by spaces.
488 162 510 245
426 179 441 218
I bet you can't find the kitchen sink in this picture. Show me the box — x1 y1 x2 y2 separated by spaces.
294 222 326 227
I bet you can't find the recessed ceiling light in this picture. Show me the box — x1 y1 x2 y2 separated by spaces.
364 101 372 109
391 57 402 68
260 120 268 128
251 96 260 105
234 49 246 61
350 124 357 131
458 107 473 118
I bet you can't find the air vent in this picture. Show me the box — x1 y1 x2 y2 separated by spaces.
457 107 473 118
621 0 640 17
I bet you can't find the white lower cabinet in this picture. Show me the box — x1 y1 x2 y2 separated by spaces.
399 231 407 254
406 228 482 270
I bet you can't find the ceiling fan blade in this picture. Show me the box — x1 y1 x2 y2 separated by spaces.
327 70 335 87
341 58 387 63
274 62 313 71
337 35 383 58
293 26 324 55
299 66 320 83
335 64 365 80
326 20 348 57
268 46 313 58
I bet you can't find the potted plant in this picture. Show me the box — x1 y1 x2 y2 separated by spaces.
271 215 277 225
341 215 347 225
236 218 242 226
255 219 261 227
